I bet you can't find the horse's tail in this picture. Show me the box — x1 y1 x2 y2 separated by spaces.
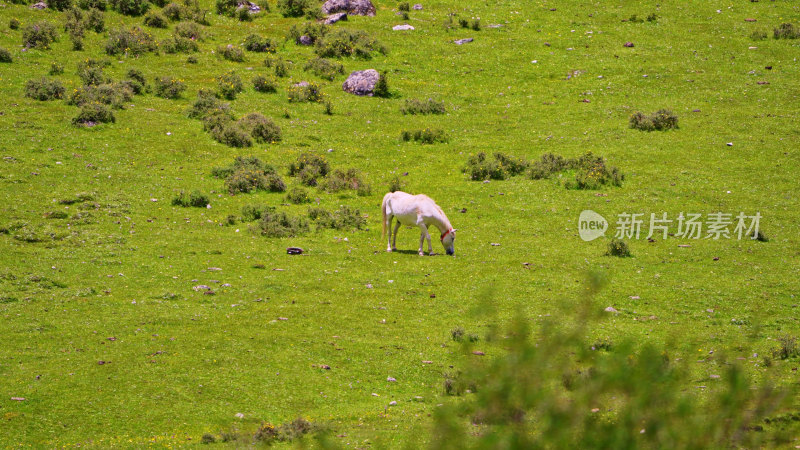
381 192 392 237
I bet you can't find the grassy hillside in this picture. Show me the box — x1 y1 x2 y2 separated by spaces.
1 0 799 446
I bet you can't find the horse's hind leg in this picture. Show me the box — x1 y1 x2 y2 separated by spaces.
392 221 401 251
386 216 393 252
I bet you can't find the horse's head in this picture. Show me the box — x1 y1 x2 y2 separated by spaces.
441 229 456 256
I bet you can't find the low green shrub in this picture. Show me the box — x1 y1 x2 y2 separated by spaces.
401 128 448 144
0 48 13 63
750 30 768 40
23 22 58 49
67 83 133 109
286 186 311 204
528 153 567 179
288 153 329 187
252 75 278 93
373 71 390 97
217 71 243 99
215 0 236 16
387 175 405 193
308 205 366 230
277 0 314 18
174 21 203 40
303 57 344 81
567 152 624 189
288 21 328 45
287 82 322 102
218 44 245 62
49 62 65 74
171 190 209 207
9 18 21 30
188 89 231 119
221 160 285 193
24 77 65 100
76 58 110 86
398 2 409 11
244 34 277 53
605 238 631 257
162 2 187 20
85 8 105 31
51 0 74 11
72 102 115 126
109 0 150 16
257 208 309 238
143 11 168 27
629 109 678 131
77 0 107 9
774 22 800 39
123 69 147 94
153 76 186 99
105 26 157 55
321 168 370 195
315 29 387 59
401 98 445 115
463 152 526 181
161 36 198 53
238 112 281 143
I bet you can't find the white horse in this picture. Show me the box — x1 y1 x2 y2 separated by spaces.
382 191 456 256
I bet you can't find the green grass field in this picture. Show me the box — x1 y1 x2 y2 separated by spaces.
1 0 800 446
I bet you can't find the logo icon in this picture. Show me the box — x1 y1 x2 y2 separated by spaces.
579 210 608 241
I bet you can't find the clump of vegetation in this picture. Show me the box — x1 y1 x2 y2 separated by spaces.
774 23 800 39
401 128 449 144
171 190 209 207
462 152 526 180
271 58 290 77
315 29 387 59
244 34 277 53
606 238 631 257
109 0 149 16
85 8 105 32
387 175 405 193
161 35 199 54
143 11 168 28
23 22 58 49
773 336 799 360
105 26 157 55
218 44 245 62
9 18 21 30
72 102 115 126
49 63 65 74
288 82 322 102
303 57 344 81
238 112 282 143
77 0 107 9
528 153 568 179
51 0 74 11
216 70 244 99
288 21 328 45
214 0 237 16
373 71 390 97
76 58 110 86
174 21 203 40
24 77 65 100
750 30 768 40
398 2 409 11
286 186 312 204
0 48 11 63
153 76 186 99
213 156 286 194
629 109 679 131
321 168 371 196
187 55 198 64
67 83 134 109
277 0 315 18
122 68 148 94
288 153 329 187
450 327 479 342
401 98 445 115
567 152 625 189
252 75 278 93
308 206 367 230
189 89 231 119
256 208 309 237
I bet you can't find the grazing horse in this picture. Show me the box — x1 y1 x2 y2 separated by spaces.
382 191 456 256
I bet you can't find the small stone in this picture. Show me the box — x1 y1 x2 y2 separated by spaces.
472 351 485 356
208 267 222 271
321 364 331 370
726 142 733 146
454 38 474 45
372 392 379 396
193 285 211 291
97 360 108 365
422 360 432 364
591 408 600 413
604 306 618 313
389 401 397 406
323 12 347 24
387 376 397 382
366 283 373 288
713 256 720 261
490 243 500 246
429 293 436 298
412 3 422 9
706 309 714 313
11 397 25 401
744 18 756 22
235 413 245 418
278 317 288 321
298 35 313 45
630 296 640 300
460 208 467 213
624 41 634 48
392 24 414 31
709 374 720 379
287 247 304 255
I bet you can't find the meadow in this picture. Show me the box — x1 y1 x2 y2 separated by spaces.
1 0 799 446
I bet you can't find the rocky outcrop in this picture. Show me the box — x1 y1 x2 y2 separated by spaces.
321 0 375 16
342 69 379 96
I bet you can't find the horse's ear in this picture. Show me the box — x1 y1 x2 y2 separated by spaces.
452 228 458 232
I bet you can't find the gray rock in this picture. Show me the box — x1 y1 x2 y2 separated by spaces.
193 285 211 291
342 69 380 96
412 3 422 9
236 0 259 12
392 24 414 30
293 81 310 87
322 0 375 16
30 1 47 8
298 35 313 46
454 38 474 45
323 12 347 24
604 306 619 313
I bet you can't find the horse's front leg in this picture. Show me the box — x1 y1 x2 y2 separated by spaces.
426 231 433 255
417 225 427 256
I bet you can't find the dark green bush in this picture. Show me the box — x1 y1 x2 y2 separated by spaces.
308 205 366 230
171 190 209 207
174 21 203 40
528 153 568 179
629 109 678 131
277 0 312 17
64 7 85 34
218 44 245 62
224 167 287 193
215 123 253 148
272 58 289 77
143 11 168 27
187 55 198 63
153 76 186 99
287 82 322 102
373 71 390 97
288 21 328 44
9 18 21 30
252 75 278 93
161 36 198 53
66 83 133 109
24 77 65 100
315 29 387 59
214 0 236 16
387 175 404 193
51 0 74 11
189 89 231 119
109 0 150 16
750 30 768 40
244 34 277 53
567 152 624 189
72 102 115 126
77 0 107 9
238 112 281 143
0 48 12 63
286 187 311 204
289 153 329 187
398 2 409 11
257 208 308 237
23 22 58 49
774 22 800 39
216 71 243 99
321 168 370 195
605 238 631 257
401 98 445 115
105 26 157 55
401 128 448 144
462 152 523 181
76 58 110 86
237 7 253 21
86 8 105 32
303 57 344 81
162 2 187 20
49 62 64 74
